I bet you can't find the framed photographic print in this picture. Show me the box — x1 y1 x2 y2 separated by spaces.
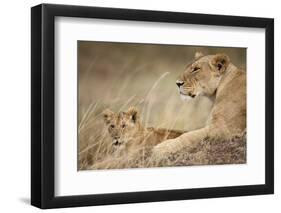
31 4 274 209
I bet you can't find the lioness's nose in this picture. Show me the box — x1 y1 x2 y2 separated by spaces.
176 81 184 88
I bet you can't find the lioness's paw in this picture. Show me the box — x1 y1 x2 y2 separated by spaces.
151 139 179 160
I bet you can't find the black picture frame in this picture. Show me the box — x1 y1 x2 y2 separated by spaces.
31 3 274 209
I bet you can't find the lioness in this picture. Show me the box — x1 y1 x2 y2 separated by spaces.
152 52 246 158
102 107 184 154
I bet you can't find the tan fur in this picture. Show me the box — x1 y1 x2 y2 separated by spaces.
102 107 184 155
153 52 246 158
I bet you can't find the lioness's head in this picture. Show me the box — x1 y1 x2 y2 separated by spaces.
102 107 141 146
176 52 230 101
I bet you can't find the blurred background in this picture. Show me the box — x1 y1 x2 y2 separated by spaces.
78 41 246 169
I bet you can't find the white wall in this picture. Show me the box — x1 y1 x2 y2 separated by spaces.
0 0 279 212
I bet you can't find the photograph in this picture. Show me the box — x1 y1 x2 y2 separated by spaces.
78 41 247 170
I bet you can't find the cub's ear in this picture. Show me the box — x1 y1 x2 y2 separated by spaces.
127 107 139 123
194 52 204 60
102 109 114 124
211 53 230 74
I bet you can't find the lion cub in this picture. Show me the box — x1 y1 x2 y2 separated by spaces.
102 107 184 154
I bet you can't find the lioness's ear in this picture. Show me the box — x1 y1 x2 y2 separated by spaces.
211 53 230 74
194 52 204 60
127 107 139 123
102 109 114 124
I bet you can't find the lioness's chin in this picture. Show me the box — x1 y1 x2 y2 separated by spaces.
180 94 194 102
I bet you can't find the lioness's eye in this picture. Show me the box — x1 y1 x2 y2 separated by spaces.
191 67 200 73
110 124 115 129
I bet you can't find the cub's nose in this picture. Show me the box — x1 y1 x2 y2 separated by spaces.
176 81 184 88
114 136 120 140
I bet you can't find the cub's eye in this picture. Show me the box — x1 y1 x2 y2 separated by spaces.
191 67 200 73
121 124 126 128
110 124 115 129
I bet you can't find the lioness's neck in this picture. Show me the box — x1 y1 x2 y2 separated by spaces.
219 63 238 85
215 63 240 96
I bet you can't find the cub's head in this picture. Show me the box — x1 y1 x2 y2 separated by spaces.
176 52 230 101
102 107 141 147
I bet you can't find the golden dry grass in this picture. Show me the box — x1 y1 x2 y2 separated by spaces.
78 41 246 170
89 131 246 170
